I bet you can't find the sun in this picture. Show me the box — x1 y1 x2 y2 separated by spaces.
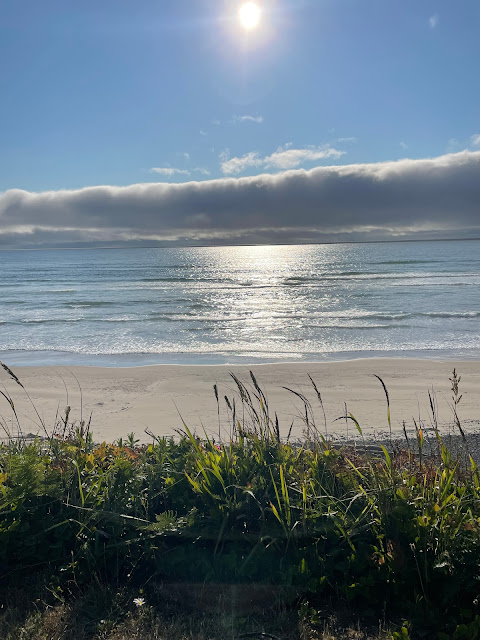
238 2 261 30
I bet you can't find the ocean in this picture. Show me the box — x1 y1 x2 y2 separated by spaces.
0 240 479 366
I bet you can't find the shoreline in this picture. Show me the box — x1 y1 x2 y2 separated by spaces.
1 358 478 443
2 347 480 369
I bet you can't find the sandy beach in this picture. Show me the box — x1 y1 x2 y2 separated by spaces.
0 358 478 443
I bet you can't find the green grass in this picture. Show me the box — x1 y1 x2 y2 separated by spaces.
1 363 480 639
0 583 395 639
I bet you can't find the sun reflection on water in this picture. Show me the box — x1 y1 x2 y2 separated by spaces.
185 244 349 358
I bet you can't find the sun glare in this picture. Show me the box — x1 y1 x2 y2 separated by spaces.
239 2 261 30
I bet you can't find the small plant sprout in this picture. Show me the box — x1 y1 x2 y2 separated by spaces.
126 432 140 448
450 368 466 440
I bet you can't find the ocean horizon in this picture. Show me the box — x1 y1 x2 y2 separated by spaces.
1 239 480 367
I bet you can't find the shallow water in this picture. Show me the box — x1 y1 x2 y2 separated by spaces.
1 240 479 366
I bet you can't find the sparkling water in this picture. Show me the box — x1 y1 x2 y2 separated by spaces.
0 240 479 366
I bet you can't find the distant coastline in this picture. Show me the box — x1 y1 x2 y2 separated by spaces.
1 236 480 252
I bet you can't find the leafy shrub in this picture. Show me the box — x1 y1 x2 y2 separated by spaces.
1 364 480 638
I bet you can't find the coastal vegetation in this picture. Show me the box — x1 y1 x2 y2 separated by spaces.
0 364 479 639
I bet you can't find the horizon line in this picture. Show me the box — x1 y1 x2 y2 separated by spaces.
0 236 479 252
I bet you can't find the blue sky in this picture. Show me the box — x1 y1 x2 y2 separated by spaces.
1 0 480 248
1 0 480 192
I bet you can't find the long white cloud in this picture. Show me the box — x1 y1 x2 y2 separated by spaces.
1 150 480 248
150 167 190 176
221 145 344 174
233 115 264 124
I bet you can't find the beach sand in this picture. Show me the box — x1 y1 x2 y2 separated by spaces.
1 359 479 443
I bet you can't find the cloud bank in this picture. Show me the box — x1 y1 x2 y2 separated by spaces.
1 151 480 248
